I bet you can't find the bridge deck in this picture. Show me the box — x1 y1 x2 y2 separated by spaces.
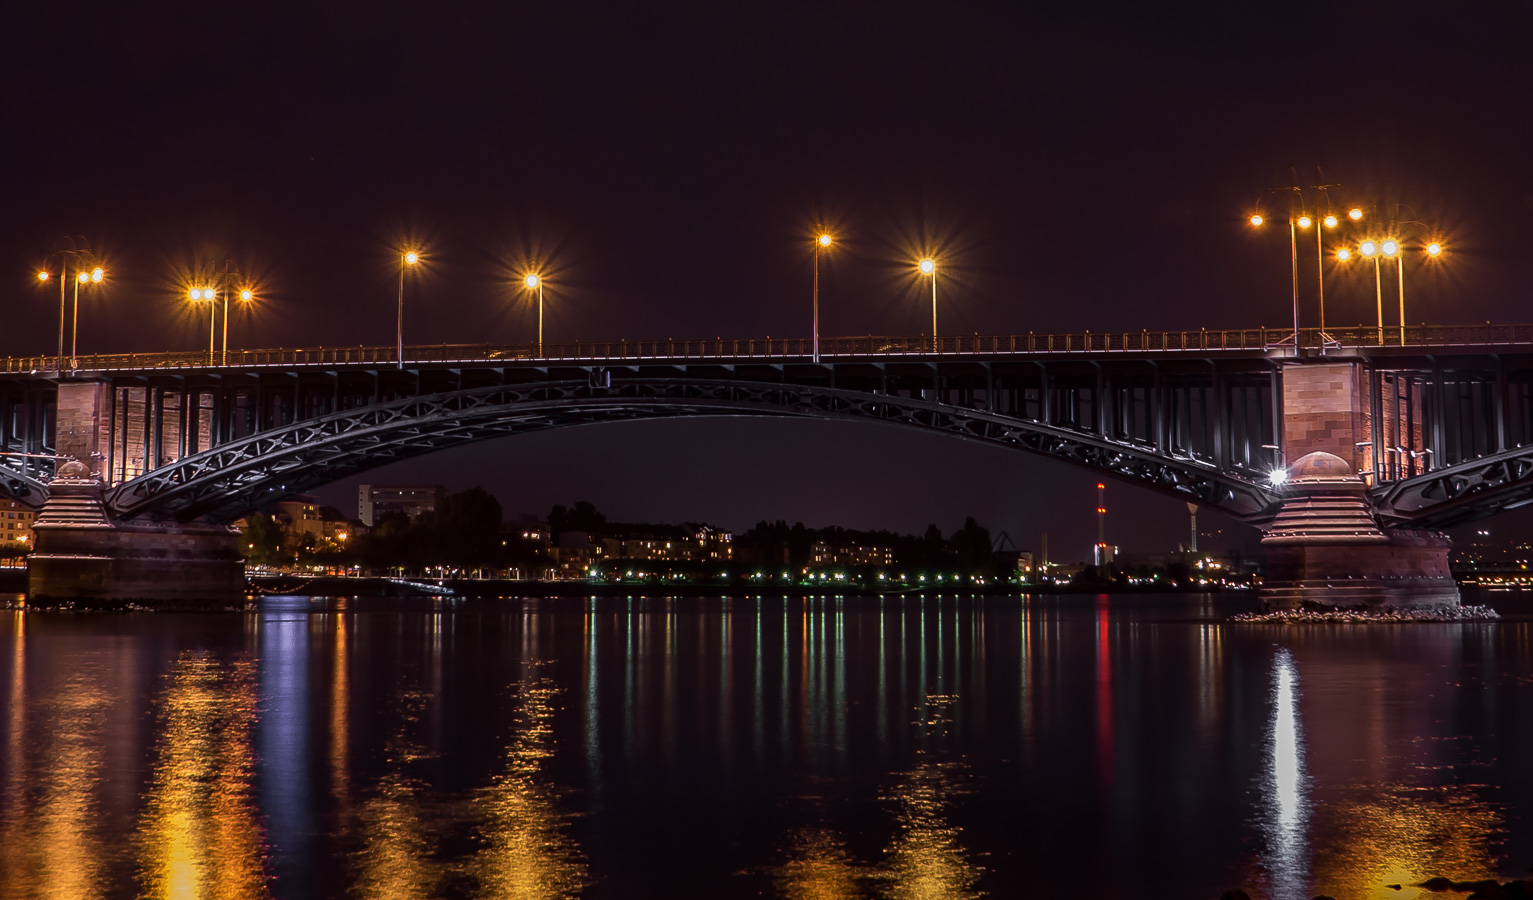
4 323 1533 376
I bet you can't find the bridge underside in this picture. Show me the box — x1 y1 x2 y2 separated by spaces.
102 379 1279 524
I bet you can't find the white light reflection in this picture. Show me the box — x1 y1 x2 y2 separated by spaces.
1263 647 1311 900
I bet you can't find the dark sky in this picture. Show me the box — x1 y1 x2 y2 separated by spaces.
5 3 1531 558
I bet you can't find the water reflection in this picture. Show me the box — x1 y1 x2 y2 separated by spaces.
352 687 441 900
137 652 267 900
775 826 867 899
473 671 585 899
1260 647 1309 900
881 757 982 900
0 660 114 899
1 595 1529 899
1308 784 1501 900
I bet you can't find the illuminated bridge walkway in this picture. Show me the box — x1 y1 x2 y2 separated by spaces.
3 323 1533 532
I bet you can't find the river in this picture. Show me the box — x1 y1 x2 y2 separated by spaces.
1 591 1530 899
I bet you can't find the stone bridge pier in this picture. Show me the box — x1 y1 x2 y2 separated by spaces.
1259 362 1459 611
27 381 244 608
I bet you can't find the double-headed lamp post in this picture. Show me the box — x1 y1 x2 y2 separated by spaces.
36 250 105 371
188 266 255 365
918 258 938 350
523 273 544 357
398 250 421 369
1249 195 1364 355
71 266 104 368
1347 234 1443 345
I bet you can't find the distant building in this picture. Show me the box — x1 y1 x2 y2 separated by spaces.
358 484 445 526
810 539 891 567
0 499 36 550
688 523 734 561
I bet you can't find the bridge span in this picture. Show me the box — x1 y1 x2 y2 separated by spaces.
5 322 1533 608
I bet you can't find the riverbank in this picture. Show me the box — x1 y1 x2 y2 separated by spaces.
250 573 1254 599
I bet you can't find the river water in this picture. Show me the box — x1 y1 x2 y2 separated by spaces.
1 592 1530 899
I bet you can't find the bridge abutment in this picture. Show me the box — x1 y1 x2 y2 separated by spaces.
1259 361 1459 611
25 463 245 609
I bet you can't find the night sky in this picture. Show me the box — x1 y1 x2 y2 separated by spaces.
6 4 1531 558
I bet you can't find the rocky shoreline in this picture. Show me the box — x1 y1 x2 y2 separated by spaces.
1232 604 1502 624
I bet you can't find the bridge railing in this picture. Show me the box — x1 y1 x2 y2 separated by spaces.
6 323 1533 373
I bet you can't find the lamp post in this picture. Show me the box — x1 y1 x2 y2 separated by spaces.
71 268 104 368
1302 203 1364 345
35 241 101 372
1248 181 1306 355
918 258 937 350
189 286 218 363
813 232 832 363
1382 211 1445 346
398 250 420 369
1357 240 1385 345
1248 170 1362 356
1344 228 1443 346
226 287 254 363
523 273 544 357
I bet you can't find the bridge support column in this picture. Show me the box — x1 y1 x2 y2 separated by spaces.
26 462 245 609
56 380 113 479
1260 361 1458 611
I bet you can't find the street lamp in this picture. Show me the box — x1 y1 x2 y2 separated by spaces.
812 232 832 363
1247 185 1304 355
69 267 104 368
1247 170 1359 355
398 249 421 369
221 282 255 364
918 258 938 349
522 272 544 356
1354 240 1386 345
189 286 219 362
34 240 102 372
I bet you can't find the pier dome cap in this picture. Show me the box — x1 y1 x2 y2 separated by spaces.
57 459 91 479
1290 451 1354 478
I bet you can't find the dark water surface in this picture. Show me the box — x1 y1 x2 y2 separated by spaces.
2 592 1532 899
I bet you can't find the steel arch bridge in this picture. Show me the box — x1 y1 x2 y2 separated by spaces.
7 323 1533 530
102 378 1280 523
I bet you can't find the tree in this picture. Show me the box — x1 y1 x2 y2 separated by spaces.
951 516 997 575
240 513 284 566
421 487 504 567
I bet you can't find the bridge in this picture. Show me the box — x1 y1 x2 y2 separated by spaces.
6 321 1533 608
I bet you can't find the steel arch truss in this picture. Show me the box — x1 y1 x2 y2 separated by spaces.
0 464 48 509
1372 444 1533 529
106 379 1281 524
